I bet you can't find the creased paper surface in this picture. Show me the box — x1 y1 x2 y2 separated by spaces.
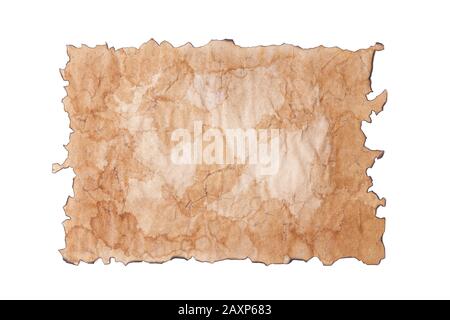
55 40 387 265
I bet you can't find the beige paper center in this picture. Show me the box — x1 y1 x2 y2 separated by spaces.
55 40 387 265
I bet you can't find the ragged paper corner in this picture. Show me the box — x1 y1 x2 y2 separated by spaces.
55 39 387 265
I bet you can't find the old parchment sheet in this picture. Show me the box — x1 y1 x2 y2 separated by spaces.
54 40 387 265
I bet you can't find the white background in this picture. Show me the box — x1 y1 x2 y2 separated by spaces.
0 0 449 299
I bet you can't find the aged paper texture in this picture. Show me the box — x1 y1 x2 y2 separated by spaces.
55 40 387 265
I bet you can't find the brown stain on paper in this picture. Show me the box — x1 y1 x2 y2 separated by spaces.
55 39 387 265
